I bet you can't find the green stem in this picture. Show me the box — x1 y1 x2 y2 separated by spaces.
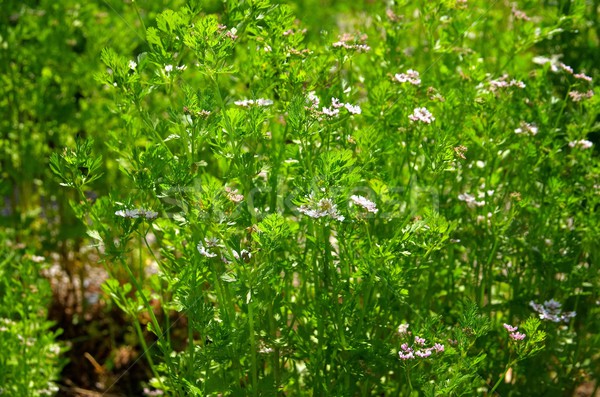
142 234 172 349
119 257 165 348
489 361 515 394
210 73 234 135
248 293 259 397
132 315 163 387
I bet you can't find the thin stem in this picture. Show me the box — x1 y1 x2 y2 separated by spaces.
132 315 163 387
489 361 515 394
248 293 259 397
119 256 164 342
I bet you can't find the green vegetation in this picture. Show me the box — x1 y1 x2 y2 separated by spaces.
2 0 600 395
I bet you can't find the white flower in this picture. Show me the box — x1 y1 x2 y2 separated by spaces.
344 103 362 114
569 139 593 149
514 122 538 136
128 60 137 70
234 98 273 107
197 242 217 258
234 99 252 107
307 91 320 108
394 69 421 85
164 64 173 73
350 195 378 213
408 107 435 124
298 194 345 221
322 107 340 117
458 193 485 208
331 97 344 109
115 208 158 220
530 299 576 323
255 98 273 106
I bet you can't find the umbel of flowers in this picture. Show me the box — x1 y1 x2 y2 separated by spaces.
398 335 445 361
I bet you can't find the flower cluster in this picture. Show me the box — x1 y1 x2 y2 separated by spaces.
453 145 468 159
533 55 570 73
350 195 378 213
458 192 485 208
332 33 371 52
568 139 593 149
514 121 538 136
218 24 238 40
511 5 532 21
282 28 307 36
320 97 362 117
574 73 593 82
568 90 594 102
306 91 320 110
164 64 186 74
408 107 435 124
488 74 526 91
530 299 576 323
503 323 526 341
297 193 345 221
533 56 593 82
232 249 252 262
398 336 444 360
115 208 158 220
197 237 223 258
393 69 421 85
225 186 244 203
143 388 165 397
234 98 274 107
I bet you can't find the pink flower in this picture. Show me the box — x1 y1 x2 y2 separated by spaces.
569 140 593 149
414 336 426 345
321 107 340 117
568 90 594 102
510 332 526 341
574 73 592 82
559 63 574 74
350 195 378 213
503 323 518 332
489 74 526 91
512 5 531 21
432 343 444 353
332 33 370 52
394 69 421 85
408 107 435 124
298 194 345 221
331 97 344 109
344 103 362 115
415 349 432 358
